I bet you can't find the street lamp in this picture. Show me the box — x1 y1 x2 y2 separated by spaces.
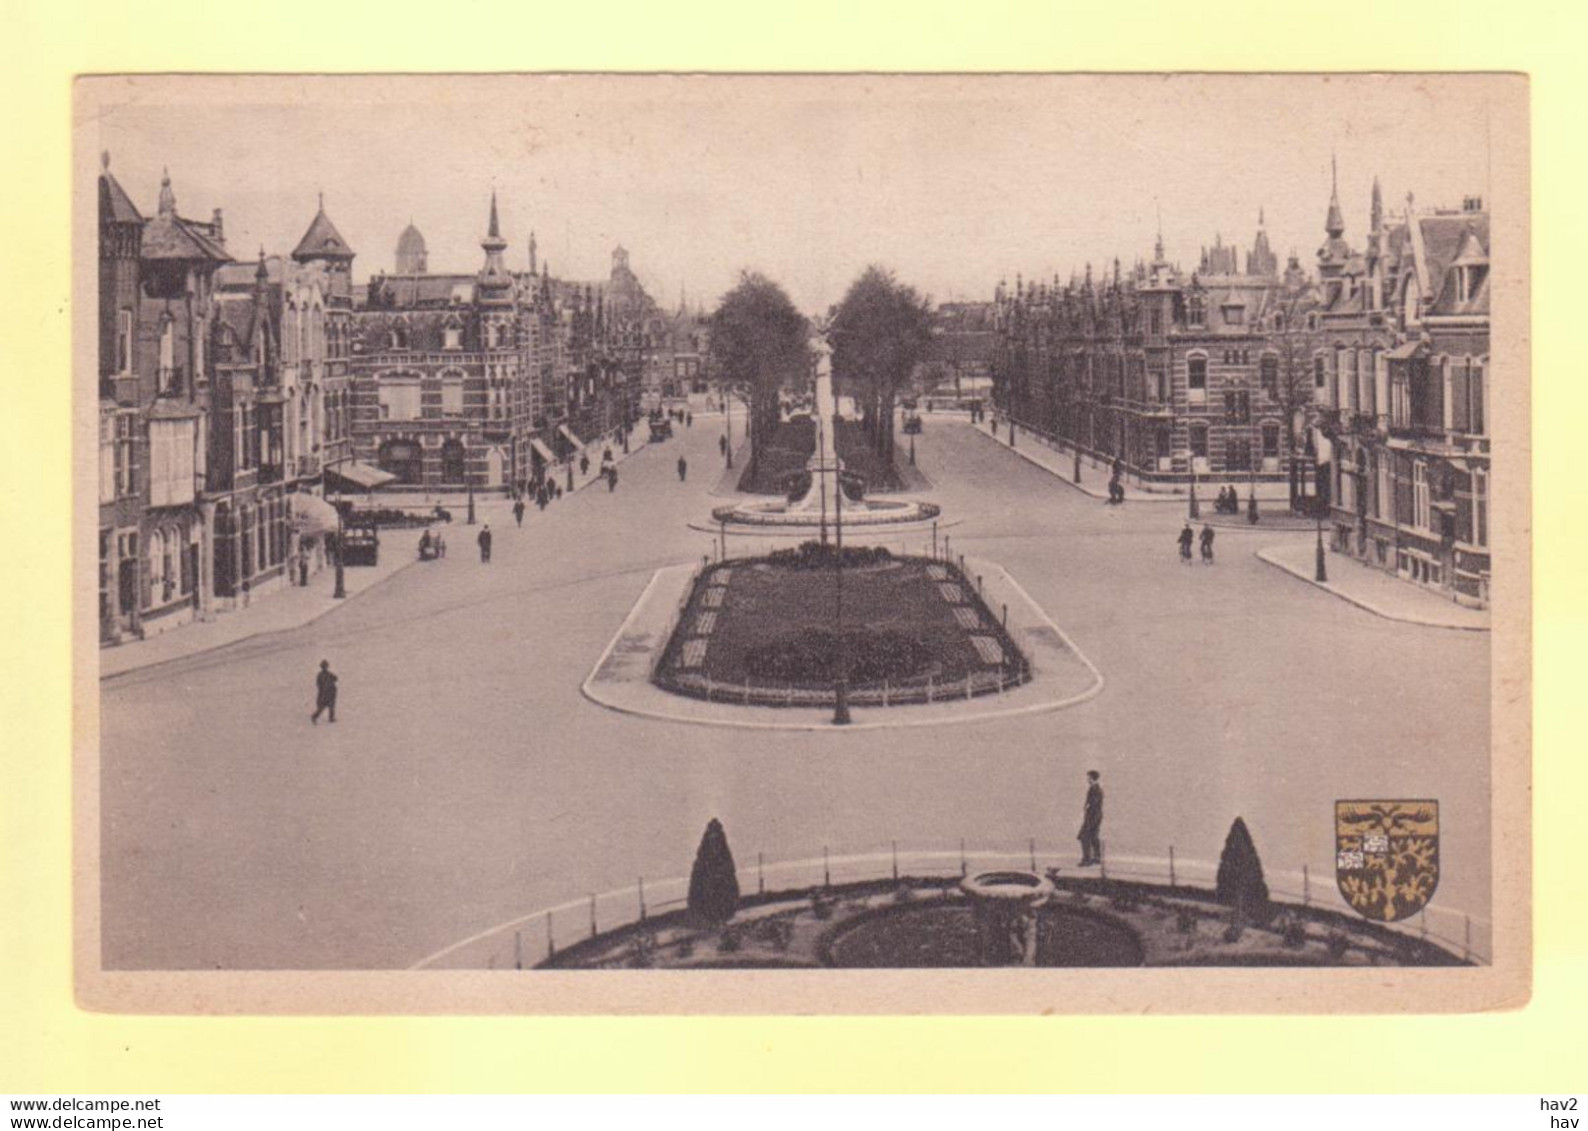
832 409 851 727
909 431 916 466
1188 471 1199 520
466 477 477 525
1315 512 1329 583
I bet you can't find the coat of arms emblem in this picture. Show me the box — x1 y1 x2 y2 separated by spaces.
1335 800 1440 922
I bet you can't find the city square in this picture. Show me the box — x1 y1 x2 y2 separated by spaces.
88 74 1502 979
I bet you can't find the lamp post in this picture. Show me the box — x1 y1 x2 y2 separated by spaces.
1188 470 1199 520
724 390 734 470
909 430 916 466
325 453 349 599
1315 512 1329 582
466 477 477 525
832 410 851 727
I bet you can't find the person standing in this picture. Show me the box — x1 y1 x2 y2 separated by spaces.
310 660 338 725
514 498 525 527
478 524 493 563
719 434 727 458
1199 523 1216 564
677 454 688 482
1178 521 1194 564
607 465 619 492
1077 770 1103 866
685 411 693 428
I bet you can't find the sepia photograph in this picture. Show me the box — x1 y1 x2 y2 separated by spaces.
74 72 1529 1014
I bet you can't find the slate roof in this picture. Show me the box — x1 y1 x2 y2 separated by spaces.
99 171 143 225
142 213 231 262
293 205 355 260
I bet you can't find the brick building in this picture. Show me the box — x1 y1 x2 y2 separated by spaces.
1314 168 1491 607
992 216 1313 493
97 158 231 642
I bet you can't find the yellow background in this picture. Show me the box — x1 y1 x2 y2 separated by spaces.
3 0 1583 1093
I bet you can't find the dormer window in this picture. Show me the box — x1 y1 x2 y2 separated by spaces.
1222 304 1244 327
1187 293 1206 327
444 326 462 350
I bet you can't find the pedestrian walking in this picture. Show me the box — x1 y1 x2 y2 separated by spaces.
297 552 309 587
1077 770 1103 866
677 455 688 482
1199 523 1215 564
478 524 493 563
310 660 338 724
1178 522 1194 564
607 465 619 492
719 434 727 457
536 485 547 510
579 453 590 476
514 499 525 527
685 411 693 428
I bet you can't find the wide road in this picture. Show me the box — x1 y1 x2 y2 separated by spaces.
99 414 1490 969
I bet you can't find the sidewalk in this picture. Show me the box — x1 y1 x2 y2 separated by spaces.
965 417 1294 504
100 545 421 680
101 437 656 681
1257 538 1490 631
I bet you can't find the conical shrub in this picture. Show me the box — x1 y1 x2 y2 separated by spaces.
687 818 740 925
1215 817 1272 925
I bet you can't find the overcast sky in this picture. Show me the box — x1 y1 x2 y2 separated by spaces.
83 74 1504 315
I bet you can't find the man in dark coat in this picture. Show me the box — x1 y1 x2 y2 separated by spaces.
1178 522 1194 563
310 660 338 724
677 455 688 482
719 434 727 458
1199 523 1215 564
478 524 493 563
513 498 525 527
1077 770 1103 866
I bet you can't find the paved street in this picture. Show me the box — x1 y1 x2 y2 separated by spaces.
100 414 1489 970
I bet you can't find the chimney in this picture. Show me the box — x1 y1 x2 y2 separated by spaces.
1463 196 1483 213
212 208 225 247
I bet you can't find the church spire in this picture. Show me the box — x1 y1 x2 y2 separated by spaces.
1371 175 1384 233
1326 153 1345 238
158 167 176 218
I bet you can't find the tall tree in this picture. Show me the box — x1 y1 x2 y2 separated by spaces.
707 272 811 458
828 266 934 461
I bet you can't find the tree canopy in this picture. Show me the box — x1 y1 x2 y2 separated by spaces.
707 271 811 451
828 266 934 458
686 817 740 926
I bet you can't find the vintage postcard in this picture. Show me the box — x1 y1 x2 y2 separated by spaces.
74 72 1529 1014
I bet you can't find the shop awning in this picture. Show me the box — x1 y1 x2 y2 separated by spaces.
529 438 557 463
557 424 585 450
326 461 397 491
288 492 341 536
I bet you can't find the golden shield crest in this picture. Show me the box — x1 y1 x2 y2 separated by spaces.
1335 800 1439 922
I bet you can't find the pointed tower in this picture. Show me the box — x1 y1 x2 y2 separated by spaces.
1325 155 1345 239
1317 155 1353 301
292 194 356 307
98 151 145 395
528 229 538 276
1247 207 1278 277
476 191 513 306
157 167 176 219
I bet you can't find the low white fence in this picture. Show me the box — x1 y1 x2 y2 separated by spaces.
412 842 1489 970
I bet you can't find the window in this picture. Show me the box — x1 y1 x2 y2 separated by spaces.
1223 304 1244 327
1151 368 1167 402
1260 354 1278 397
378 377 422 421
1413 462 1431 532
1314 355 1326 389
148 419 196 508
1188 294 1205 327
1474 469 1488 548
116 310 133 376
147 530 165 604
1189 423 1208 460
1226 437 1251 472
444 325 462 350
99 414 116 504
158 316 175 393
1187 354 1207 403
1262 423 1280 460
1470 360 1486 435
1377 456 1392 521
116 415 137 496
1149 307 1162 336
441 373 465 416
